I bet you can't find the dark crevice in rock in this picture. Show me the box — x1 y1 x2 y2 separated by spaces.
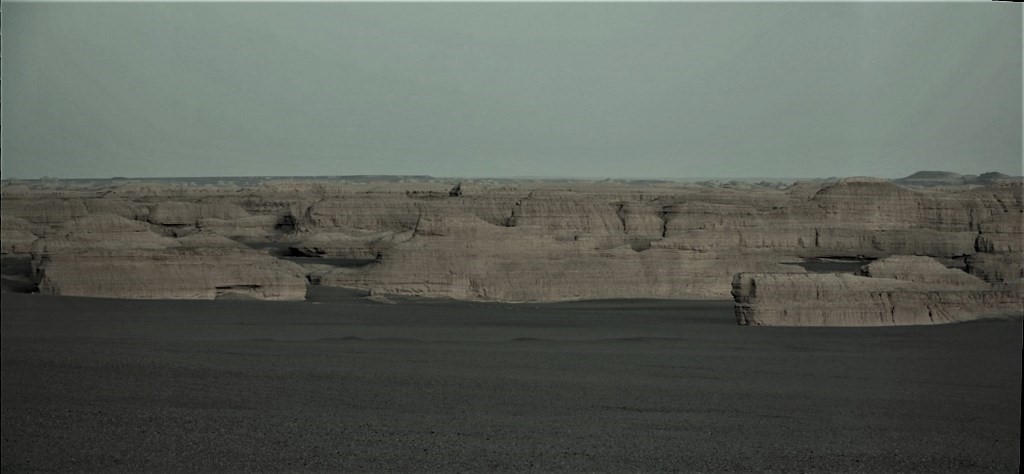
615 203 628 234
658 207 670 238
275 214 297 232
286 246 326 258
629 238 652 252
793 257 873 274
216 284 261 291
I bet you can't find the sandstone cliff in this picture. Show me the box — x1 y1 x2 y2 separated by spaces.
31 214 307 300
1 215 42 255
733 256 1021 327
2 176 1021 305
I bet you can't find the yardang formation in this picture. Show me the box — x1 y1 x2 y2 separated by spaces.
2 173 1020 326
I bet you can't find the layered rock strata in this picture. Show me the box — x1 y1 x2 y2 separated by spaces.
321 216 805 301
2 176 1021 304
31 214 307 300
733 256 1021 327
1 215 42 255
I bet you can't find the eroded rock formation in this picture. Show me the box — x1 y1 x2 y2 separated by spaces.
30 214 307 300
1 175 1021 309
733 256 1021 326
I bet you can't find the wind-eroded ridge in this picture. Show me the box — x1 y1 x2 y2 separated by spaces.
2 174 1021 326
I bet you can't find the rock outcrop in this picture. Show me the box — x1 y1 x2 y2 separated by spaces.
31 214 307 300
321 219 805 302
1 216 41 255
967 210 1023 284
966 253 1024 284
859 255 987 287
2 175 1021 306
733 256 1021 327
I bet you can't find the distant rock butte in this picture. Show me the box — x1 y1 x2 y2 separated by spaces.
0 174 1021 324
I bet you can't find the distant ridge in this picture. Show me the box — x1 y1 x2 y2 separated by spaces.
977 171 1012 181
901 171 964 180
894 170 1020 187
3 172 1020 187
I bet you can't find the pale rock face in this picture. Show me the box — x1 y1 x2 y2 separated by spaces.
2 177 1022 307
663 202 759 234
975 211 1023 253
966 253 1024 283
31 214 307 300
509 195 624 235
440 195 521 228
321 221 804 301
38 252 307 300
811 229 977 258
148 201 251 226
733 256 1021 327
83 197 151 221
290 230 413 259
35 214 180 257
411 213 501 239
616 201 664 238
143 201 284 242
303 197 421 231
860 255 987 287
803 181 1015 258
0 229 38 254
1 215 45 233
1 197 89 225
1 216 41 254
196 215 283 241
815 181 1018 230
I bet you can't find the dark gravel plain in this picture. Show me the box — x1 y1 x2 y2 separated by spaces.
2 285 1021 472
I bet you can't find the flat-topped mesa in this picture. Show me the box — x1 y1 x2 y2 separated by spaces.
733 256 1021 327
32 214 307 300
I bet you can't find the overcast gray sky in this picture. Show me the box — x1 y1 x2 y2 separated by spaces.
2 2 1021 179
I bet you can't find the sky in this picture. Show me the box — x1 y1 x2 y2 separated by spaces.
2 2 1021 179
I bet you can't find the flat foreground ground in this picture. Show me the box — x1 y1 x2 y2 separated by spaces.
2 290 1021 472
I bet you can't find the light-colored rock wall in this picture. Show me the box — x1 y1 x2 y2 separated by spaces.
29 214 308 300
322 225 805 302
966 253 1024 284
1 215 43 254
733 256 1022 327
2 178 1022 303
860 255 988 287
38 252 308 300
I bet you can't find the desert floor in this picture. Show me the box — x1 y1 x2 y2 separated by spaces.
2 284 1021 471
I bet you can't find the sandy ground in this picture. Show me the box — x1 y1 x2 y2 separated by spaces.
2 288 1021 472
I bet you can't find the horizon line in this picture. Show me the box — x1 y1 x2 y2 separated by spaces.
2 170 1019 182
